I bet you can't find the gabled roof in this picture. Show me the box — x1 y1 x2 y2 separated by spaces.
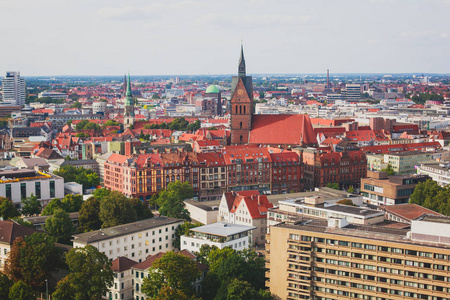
132 250 197 270
227 190 274 219
0 220 38 245
249 114 317 146
111 256 138 272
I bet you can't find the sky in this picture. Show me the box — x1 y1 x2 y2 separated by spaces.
0 0 449 76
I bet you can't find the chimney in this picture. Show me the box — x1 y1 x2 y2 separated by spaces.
257 195 261 206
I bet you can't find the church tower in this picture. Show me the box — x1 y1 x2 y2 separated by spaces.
230 44 253 145
123 74 135 128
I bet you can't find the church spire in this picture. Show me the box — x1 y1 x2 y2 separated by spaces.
238 42 246 78
125 73 133 106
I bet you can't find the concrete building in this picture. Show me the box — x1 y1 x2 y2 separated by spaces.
367 151 433 175
417 161 450 186
181 222 255 253
2 72 25 105
107 256 137 300
92 101 107 115
345 83 361 102
267 215 450 300
72 217 184 262
0 168 64 208
184 199 219 225
38 91 68 100
360 171 430 206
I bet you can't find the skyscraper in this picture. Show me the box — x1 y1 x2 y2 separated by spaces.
2 72 25 105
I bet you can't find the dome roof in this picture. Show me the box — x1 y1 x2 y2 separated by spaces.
205 85 220 94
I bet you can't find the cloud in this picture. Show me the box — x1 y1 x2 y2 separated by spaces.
97 4 164 21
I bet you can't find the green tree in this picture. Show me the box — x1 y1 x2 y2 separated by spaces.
78 196 102 232
52 276 75 300
174 222 202 249
57 245 113 300
326 183 339 190
104 120 120 127
155 181 193 221
347 186 355 193
42 198 63 215
129 198 153 221
142 251 201 299
44 208 75 244
226 278 271 300
54 165 100 191
61 194 84 213
382 164 395 175
0 196 20 219
0 273 13 300
70 101 82 108
75 120 89 131
8 281 35 300
409 179 442 207
92 187 111 199
5 233 62 291
21 194 42 216
99 191 137 228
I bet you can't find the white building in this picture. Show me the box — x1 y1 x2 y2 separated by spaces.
38 91 68 100
181 222 255 253
184 199 219 225
0 169 64 208
345 83 361 102
72 217 184 262
2 72 25 105
417 162 450 186
107 256 138 300
92 101 107 115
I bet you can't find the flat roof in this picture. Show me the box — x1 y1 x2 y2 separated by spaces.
72 217 183 244
267 187 357 206
191 222 256 237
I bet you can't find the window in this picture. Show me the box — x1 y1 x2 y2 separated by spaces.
5 184 11 200
20 183 26 200
35 182 41 199
50 180 55 198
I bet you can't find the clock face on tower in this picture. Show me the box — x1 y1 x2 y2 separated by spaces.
237 89 244 96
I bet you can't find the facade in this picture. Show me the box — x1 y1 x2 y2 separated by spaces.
345 83 361 102
184 200 219 225
218 190 273 245
367 151 432 175
267 215 450 300
72 217 184 262
107 256 138 300
270 152 303 194
301 146 367 190
181 222 255 252
0 169 64 208
197 152 227 201
2 72 25 105
0 220 37 270
417 161 450 186
360 171 430 206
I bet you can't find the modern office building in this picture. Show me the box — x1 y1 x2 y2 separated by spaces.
266 215 450 300
345 83 361 102
367 151 433 175
2 72 25 105
72 217 184 262
0 168 64 208
417 161 450 186
360 171 429 206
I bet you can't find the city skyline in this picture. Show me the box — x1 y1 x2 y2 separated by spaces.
0 0 449 76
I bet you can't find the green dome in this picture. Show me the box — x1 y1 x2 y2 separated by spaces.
205 85 220 94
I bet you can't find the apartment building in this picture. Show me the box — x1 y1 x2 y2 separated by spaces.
107 256 137 300
72 217 184 262
197 152 226 201
0 220 37 270
361 171 430 206
367 151 432 175
0 168 64 208
270 151 303 194
267 215 450 300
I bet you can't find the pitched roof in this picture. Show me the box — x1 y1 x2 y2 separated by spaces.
249 114 317 146
0 220 38 245
383 204 442 221
132 250 197 270
111 256 138 272
227 190 274 219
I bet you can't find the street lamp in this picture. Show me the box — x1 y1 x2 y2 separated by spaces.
45 279 48 300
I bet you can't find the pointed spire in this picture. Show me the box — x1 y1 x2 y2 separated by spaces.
238 41 246 78
125 73 134 107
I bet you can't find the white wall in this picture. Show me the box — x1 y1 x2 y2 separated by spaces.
181 235 249 253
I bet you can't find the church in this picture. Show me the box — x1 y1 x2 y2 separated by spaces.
230 46 318 149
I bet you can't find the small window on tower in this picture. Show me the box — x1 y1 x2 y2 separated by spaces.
240 122 242 129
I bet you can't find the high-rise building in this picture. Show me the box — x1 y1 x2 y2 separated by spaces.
2 71 25 105
266 215 450 300
345 83 361 102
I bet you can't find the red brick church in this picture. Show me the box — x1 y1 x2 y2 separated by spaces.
230 46 318 149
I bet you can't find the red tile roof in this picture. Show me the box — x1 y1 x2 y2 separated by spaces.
383 204 442 221
228 190 273 219
249 114 317 146
107 153 129 165
0 220 38 245
132 250 197 270
111 256 138 272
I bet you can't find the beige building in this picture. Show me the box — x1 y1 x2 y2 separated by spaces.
267 215 450 300
367 151 432 175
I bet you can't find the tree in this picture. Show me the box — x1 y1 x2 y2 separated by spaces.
21 194 42 216
42 198 63 215
226 278 267 300
0 196 20 219
347 186 355 193
61 194 84 213
44 208 75 244
155 181 193 221
78 196 102 232
382 164 395 175
99 191 137 228
54 165 100 192
174 222 202 249
8 281 35 300
0 273 13 300
142 252 201 299
57 245 113 300
5 233 62 291
409 179 442 207
326 183 339 190
129 198 153 221
52 276 75 300
336 199 356 206
70 101 82 108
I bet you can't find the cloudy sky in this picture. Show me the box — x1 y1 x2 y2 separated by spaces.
0 0 448 76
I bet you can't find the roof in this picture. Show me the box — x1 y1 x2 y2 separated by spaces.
0 220 38 245
383 204 442 221
227 191 274 219
106 153 129 165
132 249 197 270
72 217 183 244
19 157 49 168
191 222 256 237
111 256 138 272
205 85 220 94
249 114 317 146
